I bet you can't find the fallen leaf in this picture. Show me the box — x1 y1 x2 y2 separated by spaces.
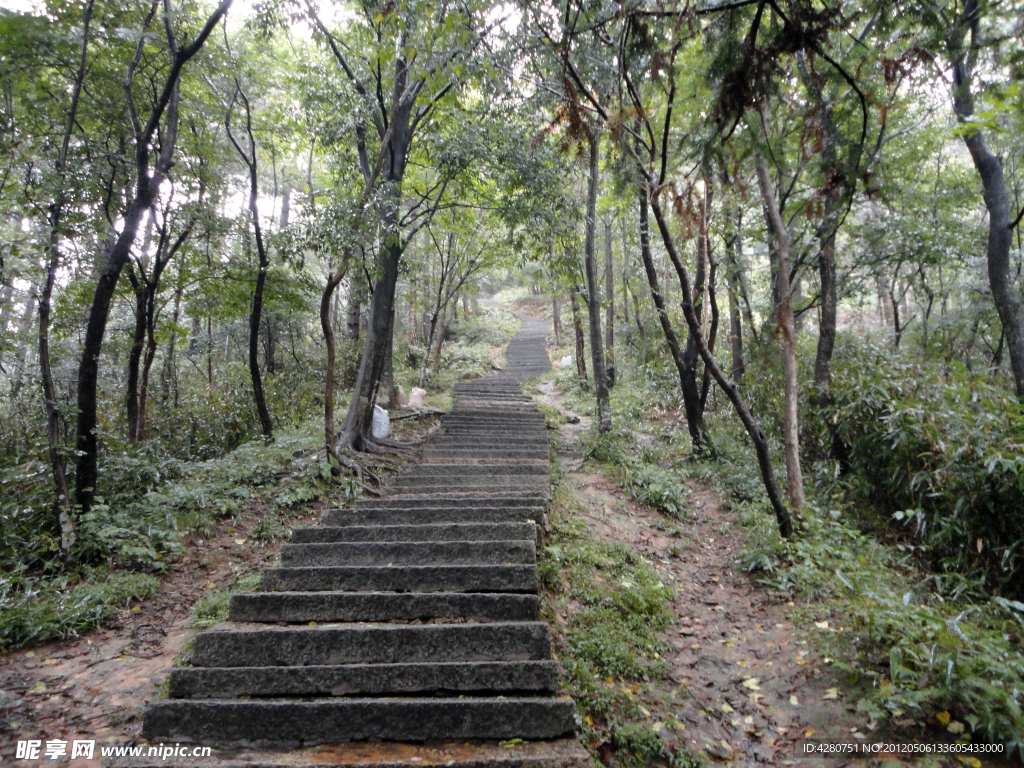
234 539 246 545
823 688 839 700
205 582 216 589
803 729 814 738
936 711 951 726
947 721 965 734
742 678 761 690
652 722 663 732
721 703 734 714
639 705 651 717
789 694 799 706
29 681 46 694
814 621 830 630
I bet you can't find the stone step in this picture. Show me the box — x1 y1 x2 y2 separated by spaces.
167 660 560 699
353 497 545 510
279 540 535 567
433 436 550 444
261 565 537 593
322 507 542 527
228 592 539 623
143 697 578 745
190 622 554 667
424 447 549 456
399 463 549 476
108 738 592 768
389 477 548 490
290 523 536 543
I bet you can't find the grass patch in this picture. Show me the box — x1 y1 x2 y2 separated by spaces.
541 474 698 768
191 572 262 629
0 569 159 652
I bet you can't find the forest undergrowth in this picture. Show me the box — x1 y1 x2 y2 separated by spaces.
535 324 1024 760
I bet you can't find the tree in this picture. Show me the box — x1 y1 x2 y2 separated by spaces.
74 0 233 516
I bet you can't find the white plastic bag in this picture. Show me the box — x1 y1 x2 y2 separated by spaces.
372 405 390 439
560 355 572 369
408 387 427 408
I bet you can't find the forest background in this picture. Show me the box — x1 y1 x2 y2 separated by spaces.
1 0 1024 759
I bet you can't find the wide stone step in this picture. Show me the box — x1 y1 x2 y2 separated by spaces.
261 565 537 593
433 435 550 444
278 540 535 567
389 477 548 491
229 592 539 623
322 507 543 526
400 465 548 477
190 622 554 667
143 697 578 745
167 660 560 699
290 523 536 543
423 449 550 459
353 497 544 510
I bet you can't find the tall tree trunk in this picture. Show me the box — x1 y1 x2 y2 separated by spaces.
552 291 562 347
604 218 614 363
570 284 588 387
638 183 710 453
724 194 746 381
699 255 719 411
949 0 1024 400
756 155 805 512
650 189 792 536
125 266 147 443
583 132 611 432
631 286 648 367
321 268 345 456
227 87 274 440
347 270 365 341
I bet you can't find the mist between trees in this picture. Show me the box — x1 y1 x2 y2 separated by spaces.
1 0 1023 749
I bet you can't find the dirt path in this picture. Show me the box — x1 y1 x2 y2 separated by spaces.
534 378 908 767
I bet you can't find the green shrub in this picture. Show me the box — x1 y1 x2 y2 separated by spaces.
0 569 159 651
823 344 1024 596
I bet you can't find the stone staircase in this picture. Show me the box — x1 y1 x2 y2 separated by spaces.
135 316 586 764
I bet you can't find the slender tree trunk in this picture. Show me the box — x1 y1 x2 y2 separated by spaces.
347 271 365 341
949 0 1024 400
699 255 720 411
41 228 74 551
631 286 647 367
570 284 588 387
552 292 562 347
125 266 147 443
650 190 792 537
638 183 710 453
756 155 805 512
604 218 614 364
321 269 344 454
724 195 746 381
583 132 611 432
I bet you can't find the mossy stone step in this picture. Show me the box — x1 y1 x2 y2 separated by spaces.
228 591 539 623
143 697 578 746
260 565 537 593
167 660 560 699
190 622 554 667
